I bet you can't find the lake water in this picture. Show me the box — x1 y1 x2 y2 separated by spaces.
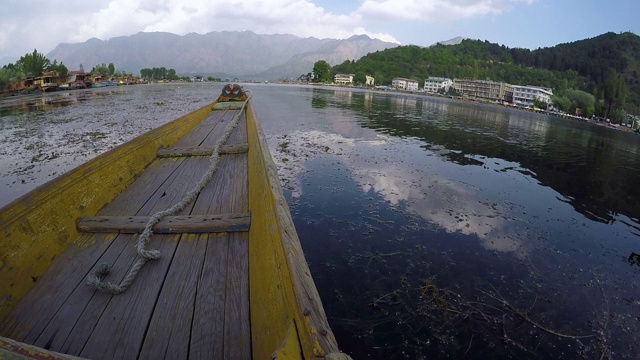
1 83 639 359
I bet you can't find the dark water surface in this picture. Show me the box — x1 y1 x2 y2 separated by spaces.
2 84 639 359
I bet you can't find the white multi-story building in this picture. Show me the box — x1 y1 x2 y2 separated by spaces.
392 77 419 92
512 85 553 107
334 74 354 86
365 75 375 87
424 77 453 93
453 78 513 103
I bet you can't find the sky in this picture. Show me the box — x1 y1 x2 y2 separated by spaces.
1 0 638 65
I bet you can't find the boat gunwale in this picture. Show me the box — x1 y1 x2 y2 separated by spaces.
246 104 346 359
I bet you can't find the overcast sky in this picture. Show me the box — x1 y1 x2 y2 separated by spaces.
1 0 638 65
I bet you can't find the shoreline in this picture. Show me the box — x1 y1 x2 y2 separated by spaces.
270 82 639 134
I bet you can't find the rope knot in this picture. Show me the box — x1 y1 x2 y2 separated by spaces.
96 263 112 277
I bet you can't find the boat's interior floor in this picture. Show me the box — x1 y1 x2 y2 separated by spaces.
0 108 251 359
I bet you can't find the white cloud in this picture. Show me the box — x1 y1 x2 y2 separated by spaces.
355 0 533 21
85 0 366 43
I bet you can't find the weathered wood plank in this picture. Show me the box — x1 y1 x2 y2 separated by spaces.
33 233 139 352
156 143 249 158
213 101 245 110
3 108 254 359
189 126 249 358
199 110 244 149
0 336 81 360
169 110 231 149
189 234 229 360
223 232 251 359
0 233 116 343
56 156 212 357
0 102 213 323
77 233 182 360
1 159 187 347
77 213 251 234
137 233 207 360
226 110 248 145
195 151 248 221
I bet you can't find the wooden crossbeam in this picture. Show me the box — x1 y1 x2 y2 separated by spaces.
77 213 251 234
157 143 249 158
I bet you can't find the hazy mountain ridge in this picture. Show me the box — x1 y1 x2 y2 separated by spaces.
46 31 398 80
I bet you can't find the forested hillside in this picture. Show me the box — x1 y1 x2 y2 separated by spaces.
333 32 640 114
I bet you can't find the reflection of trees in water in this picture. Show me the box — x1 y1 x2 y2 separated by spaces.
331 91 640 224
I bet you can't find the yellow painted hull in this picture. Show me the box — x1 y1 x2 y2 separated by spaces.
0 100 348 359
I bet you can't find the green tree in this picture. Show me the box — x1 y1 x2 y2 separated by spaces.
0 64 25 88
48 60 68 77
354 70 366 85
108 63 115 76
16 49 50 76
533 98 549 110
167 68 178 80
312 60 331 83
552 95 572 113
565 89 594 114
139 67 178 80
603 69 627 122
91 64 110 76
593 86 605 116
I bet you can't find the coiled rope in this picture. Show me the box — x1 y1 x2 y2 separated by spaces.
87 93 252 294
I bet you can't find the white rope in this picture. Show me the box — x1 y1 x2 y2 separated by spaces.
88 93 252 294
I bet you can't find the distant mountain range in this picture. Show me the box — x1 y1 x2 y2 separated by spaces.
46 31 398 80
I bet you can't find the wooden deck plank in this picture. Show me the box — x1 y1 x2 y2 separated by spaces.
0 159 189 343
223 232 251 360
178 121 249 359
198 110 244 148
68 155 213 357
77 233 181 360
52 156 212 357
188 234 229 360
227 111 248 145
137 233 207 360
3 110 253 359
169 110 231 149
77 213 251 234
35 233 140 353
0 233 117 343
156 143 249 158
97 157 187 216
12 159 190 349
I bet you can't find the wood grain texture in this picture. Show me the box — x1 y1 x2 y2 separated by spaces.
189 234 229 360
156 143 249 157
223 232 251 360
136 232 206 360
77 213 250 233
1 158 185 344
74 155 213 359
0 102 215 322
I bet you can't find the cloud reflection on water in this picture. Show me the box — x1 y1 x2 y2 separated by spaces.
273 128 529 258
